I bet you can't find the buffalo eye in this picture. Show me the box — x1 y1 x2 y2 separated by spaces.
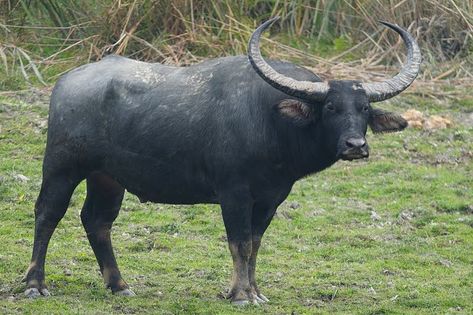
326 102 335 112
362 105 369 112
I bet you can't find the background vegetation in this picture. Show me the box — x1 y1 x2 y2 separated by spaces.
1 0 472 89
0 0 472 314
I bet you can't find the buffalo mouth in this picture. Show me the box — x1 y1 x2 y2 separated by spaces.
339 149 369 161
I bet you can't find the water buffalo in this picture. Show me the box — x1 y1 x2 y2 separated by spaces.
23 17 421 304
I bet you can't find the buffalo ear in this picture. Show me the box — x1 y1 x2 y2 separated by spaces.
276 99 313 127
369 108 408 133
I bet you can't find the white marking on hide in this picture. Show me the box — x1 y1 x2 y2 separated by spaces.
134 66 166 85
352 83 363 90
185 72 213 91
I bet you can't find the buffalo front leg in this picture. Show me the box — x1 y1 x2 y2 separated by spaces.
227 241 254 305
24 172 81 298
80 173 133 296
220 186 257 305
248 205 278 303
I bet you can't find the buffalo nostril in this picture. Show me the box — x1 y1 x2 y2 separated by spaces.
346 138 366 148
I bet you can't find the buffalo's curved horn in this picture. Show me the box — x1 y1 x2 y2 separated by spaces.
248 17 329 101
362 21 422 102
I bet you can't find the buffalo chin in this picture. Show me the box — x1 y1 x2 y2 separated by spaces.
338 150 369 161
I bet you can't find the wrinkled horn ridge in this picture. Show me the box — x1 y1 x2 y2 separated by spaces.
247 17 329 101
362 21 422 102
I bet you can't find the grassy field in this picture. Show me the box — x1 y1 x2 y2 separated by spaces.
0 87 472 314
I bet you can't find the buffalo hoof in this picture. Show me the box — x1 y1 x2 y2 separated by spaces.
24 287 50 298
232 299 251 306
255 293 269 303
227 289 260 306
114 288 136 296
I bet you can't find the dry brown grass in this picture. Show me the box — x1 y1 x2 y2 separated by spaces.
0 0 471 89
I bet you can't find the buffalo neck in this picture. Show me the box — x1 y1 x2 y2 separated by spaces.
272 115 337 181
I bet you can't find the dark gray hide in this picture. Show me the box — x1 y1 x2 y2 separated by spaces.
47 55 329 203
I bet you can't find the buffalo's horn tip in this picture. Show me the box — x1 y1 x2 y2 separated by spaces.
378 20 397 28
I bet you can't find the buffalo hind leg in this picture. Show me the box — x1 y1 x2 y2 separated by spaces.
80 172 133 295
24 172 82 298
248 204 278 303
220 186 257 305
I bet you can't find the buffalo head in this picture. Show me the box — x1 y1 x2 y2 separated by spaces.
248 17 421 161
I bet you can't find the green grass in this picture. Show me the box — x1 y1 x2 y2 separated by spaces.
0 91 472 314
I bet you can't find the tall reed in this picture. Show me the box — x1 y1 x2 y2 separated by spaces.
1 0 471 86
